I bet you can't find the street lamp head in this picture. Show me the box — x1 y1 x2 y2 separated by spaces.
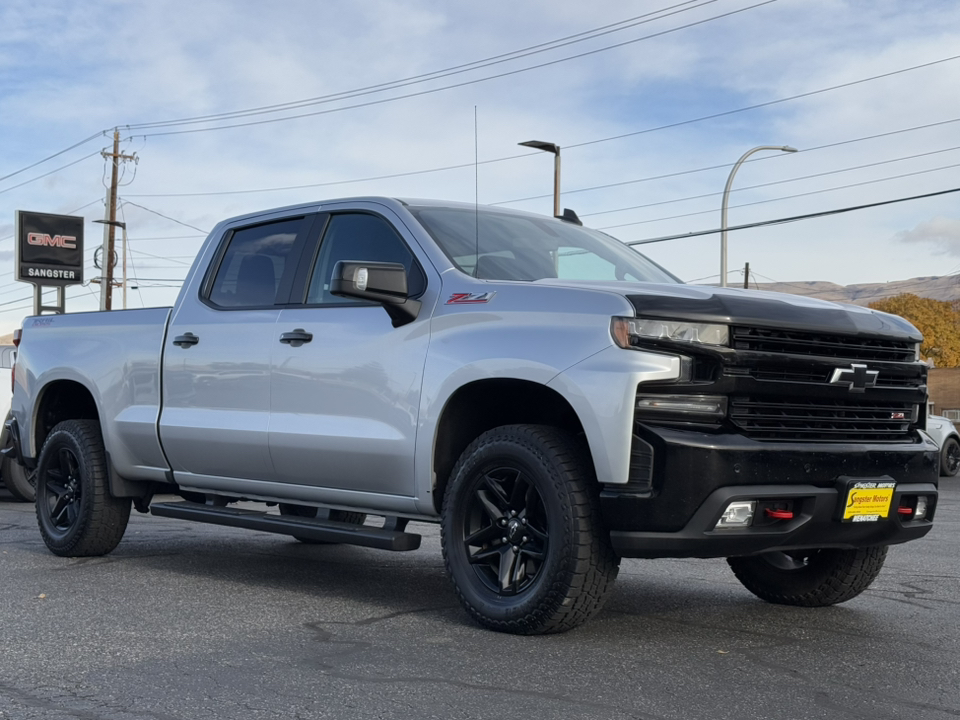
781 146 799 153
519 140 560 155
94 219 127 229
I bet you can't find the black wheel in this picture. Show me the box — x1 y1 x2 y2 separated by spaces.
940 437 960 477
2 456 36 502
728 546 888 607
441 424 619 635
35 420 131 557
278 503 366 544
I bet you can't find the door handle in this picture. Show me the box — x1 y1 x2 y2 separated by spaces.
279 329 313 347
173 333 199 348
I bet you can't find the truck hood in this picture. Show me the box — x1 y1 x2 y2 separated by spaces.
533 279 922 342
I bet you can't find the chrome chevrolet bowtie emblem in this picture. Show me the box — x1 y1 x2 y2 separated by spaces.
829 363 879 393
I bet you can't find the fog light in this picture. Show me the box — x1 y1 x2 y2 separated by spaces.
715 501 756 529
914 496 928 521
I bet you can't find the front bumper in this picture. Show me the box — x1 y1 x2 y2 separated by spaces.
601 425 940 558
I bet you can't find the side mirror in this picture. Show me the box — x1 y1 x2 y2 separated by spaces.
330 261 421 327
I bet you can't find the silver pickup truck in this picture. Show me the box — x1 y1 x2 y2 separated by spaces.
7 197 940 634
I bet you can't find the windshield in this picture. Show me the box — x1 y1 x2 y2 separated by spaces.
408 206 680 284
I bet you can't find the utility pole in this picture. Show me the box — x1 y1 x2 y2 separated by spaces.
99 130 137 311
743 262 750 290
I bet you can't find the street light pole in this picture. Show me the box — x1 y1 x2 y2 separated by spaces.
518 140 561 217
720 145 797 287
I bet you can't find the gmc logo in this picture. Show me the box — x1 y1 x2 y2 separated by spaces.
27 232 76 249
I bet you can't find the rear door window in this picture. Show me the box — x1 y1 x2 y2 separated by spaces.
207 217 308 308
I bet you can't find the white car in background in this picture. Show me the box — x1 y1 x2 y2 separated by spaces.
926 413 960 477
0 344 34 501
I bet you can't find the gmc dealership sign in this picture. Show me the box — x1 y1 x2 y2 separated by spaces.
15 210 84 286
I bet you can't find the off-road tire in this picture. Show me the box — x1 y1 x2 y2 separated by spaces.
35 420 131 557
2 456 35 502
940 437 960 477
728 546 888 607
441 424 619 635
278 503 366 544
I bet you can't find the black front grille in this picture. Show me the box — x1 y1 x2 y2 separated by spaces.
732 326 916 362
736 365 923 389
730 397 918 442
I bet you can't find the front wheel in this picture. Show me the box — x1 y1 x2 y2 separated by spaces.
441 424 619 635
35 420 131 557
727 546 888 607
940 437 960 477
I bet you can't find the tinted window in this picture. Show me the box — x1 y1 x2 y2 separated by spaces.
306 213 425 305
209 217 305 308
409 206 679 284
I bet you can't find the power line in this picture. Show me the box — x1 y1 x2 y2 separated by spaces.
132 2 773 137
492 116 960 205
124 160 502 198
0 198 104 244
125 235 205 241
623 186 960 245
0 131 105 184
0 150 102 196
120 200 209 234
137 17 960 143
581 144 960 218
603 160 960 230
566 54 960 151
126 0 716 130
0 4 719 190
118 203 145 308
128 247 192 266
125 109 960 201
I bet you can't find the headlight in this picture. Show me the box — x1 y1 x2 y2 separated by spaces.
611 317 729 349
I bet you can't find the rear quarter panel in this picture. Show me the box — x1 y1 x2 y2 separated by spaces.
13 309 172 481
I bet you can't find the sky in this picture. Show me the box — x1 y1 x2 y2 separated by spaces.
1 0 959 333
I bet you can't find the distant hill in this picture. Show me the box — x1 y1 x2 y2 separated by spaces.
748 275 960 306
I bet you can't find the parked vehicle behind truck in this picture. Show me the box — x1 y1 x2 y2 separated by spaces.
0 344 34 501
7 197 940 633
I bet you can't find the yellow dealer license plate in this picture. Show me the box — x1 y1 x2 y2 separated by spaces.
842 481 896 522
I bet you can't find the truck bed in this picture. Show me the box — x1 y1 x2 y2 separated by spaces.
13 308 173 483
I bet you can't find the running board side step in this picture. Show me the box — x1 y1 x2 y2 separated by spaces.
150 502 421 551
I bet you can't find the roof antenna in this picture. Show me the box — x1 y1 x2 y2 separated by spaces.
474 106 479 278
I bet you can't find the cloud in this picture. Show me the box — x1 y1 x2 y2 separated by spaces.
894 217 960 255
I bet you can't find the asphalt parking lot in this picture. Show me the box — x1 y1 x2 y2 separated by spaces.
1 479 958 720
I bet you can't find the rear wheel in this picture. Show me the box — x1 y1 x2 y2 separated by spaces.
940 437 960 477
728 546 887 607
2 456 35 502
278 503 366 544
441 424 619 634
35 420 131 557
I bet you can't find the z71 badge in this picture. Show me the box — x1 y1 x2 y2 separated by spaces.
446 292 496 305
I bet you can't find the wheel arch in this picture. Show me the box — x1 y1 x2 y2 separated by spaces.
32 379 100 456
431 378 590 513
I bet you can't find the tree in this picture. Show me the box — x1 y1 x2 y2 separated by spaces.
869 294 960 367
